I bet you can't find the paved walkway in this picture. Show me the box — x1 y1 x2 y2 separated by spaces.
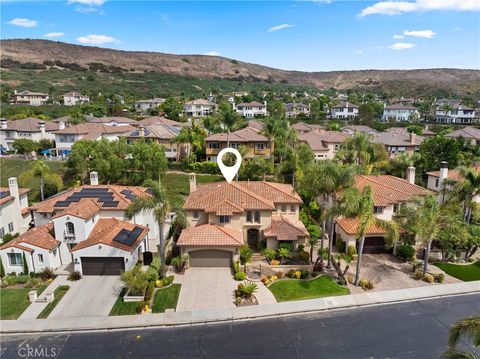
175 268 237 311
49 276 122 318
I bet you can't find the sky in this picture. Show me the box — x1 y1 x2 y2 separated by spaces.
1 0 479 71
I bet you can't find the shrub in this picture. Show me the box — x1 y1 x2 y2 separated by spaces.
347 275 354 284
238 281 258 299
276 271 284 278
336 240 346 253
434 273 445 283
294 271 301 279
136 300 148 314
234 272 246 281
145 267 158 282
300 270 309 279
337 278 346 286
25 277 41 288
162 275 175 286
184 161 220 174
260 276 268 284
359 279 374 290
40 267 56 280
278 247 291 263
298 244 305 252
22 253 29 275
347 245 357 257
68 271 82 281
298 251 310 264
413 270 423 280
278 242 294 252
262 249 276 263
256 241 266 251
121 266 148 296
233 260 240 274
240 245 253 265
150 257 161 272
423 273 434 283
287 270 296 278
145 281 155 302
397 244 416 262
155 279 163 288
171 255 188 273
0 258 4 278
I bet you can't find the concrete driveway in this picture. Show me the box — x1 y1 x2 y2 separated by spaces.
49 276 122 318
175 268 237 311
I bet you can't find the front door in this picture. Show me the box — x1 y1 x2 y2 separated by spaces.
247 229 258 247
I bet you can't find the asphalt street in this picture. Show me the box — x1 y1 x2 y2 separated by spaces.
1 294 479 359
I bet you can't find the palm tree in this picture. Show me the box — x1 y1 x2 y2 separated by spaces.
125 179 170 277
173 119 207 160
18 160 53 201
341 185 399 286
442 316 480 359
449 167 480 224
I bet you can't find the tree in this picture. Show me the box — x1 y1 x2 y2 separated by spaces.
125 140 168 185
449 167 480 224
240 245 253 272
159 96 183 121
336 132 387 170
125 179 170 277
0 258 4 278
307 224 322 264
22 252 29 275
267 100 285 118
442 316 480 359
416 136 462 173
173 120 207 160
341 185 399 285
18 160 63 201
12 139 38 158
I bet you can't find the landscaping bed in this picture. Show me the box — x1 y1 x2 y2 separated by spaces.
434 261 480 282
37 285 70 319
268 275 350 302
152 284 181 313
109 288 139 316
0 284 48 320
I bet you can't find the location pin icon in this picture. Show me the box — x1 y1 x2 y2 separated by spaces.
217 148 242 184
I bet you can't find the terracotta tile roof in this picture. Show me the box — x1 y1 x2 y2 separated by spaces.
205 200 245 216
236 101 265 108
426 165 480 182
15 90 48 96
0 223 60 251
52 198 101 220
298 130 348 151
332 102 359 109
354 175 428 206
124 123 180 140
206 127 269 143
291 122 324 133
135 117 187 127
445 127 480 140
71 218 148 252
336 217 386 236
184 99 215 106
385 104 417 110
372 131 424 147
54 124 135 139
177 224 243 247
342 125 378 134
0 187 30 206
247 120 264 131
86 117 136 124
1 118 59 132
264 214 309 241
184 181 302 213
31 185 151 214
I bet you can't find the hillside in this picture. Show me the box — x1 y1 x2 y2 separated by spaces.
1 39 479 98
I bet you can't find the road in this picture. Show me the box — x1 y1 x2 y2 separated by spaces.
2 294 479 359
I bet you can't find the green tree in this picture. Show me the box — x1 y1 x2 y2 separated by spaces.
267 100 285 118
449 167 480 224
0 258 4 278
18 160 63 201
173 119 207 160
416 136 462 173
442 316 480 359
159 96 183 121
22 252 29 275
125 140 168 185
12 139 39 158
240 245 253 272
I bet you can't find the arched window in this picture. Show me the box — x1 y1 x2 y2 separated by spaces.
66 222 75 236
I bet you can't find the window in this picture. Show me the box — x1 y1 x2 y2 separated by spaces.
38 254 44 263
281 204 287 212
373 206 384 214
246 211 252 222
8 222 14 233
435 178 439 187
254 211 260 223
8 253 23 266
193 211 199 219
256 143 265 150
209 142 220 149
0 228 4 238
65 221 75 236
219 215 230 224
230 143 238 149
393 204 400 213
334 144 340 150
290 205 296 213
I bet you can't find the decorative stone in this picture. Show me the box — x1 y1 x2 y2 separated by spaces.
28 290 38 303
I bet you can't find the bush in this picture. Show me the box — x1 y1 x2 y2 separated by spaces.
294 271 301 279
262 249 276 262
278 242 294 252
121 266 148 296
298 244 305 252
287 270 296 278
234 271 246 281
145 281 155 302
162 275 175 286
347 275 354 284
240 245 253 265
434 273 445 283
337 240 346 253
276 271 284 278
300 270 309 279
171 255 188 273
337 278 346 286
298 251 310 264
184 161 220 174
68 271 82 281
359 279 374 290
150 256 161 272
422 273 434 283
256 241 266 251
347 245 357 257
40 267 56 280
136 300 148 314
25 277 41 288
413 270 423 280
145 267 158 282
397 244 416 262
233 260 240 274
155 279 163 288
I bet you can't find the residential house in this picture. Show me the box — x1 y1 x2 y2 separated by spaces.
330 102 359 119
205 126 272 162
342 125 378 136
12 90 49 106
0 172 157 275
0 178 31 239
63 92 90 106
285 103 310 118
445 127 480 146
336 171 428 254
183 99 215 118
134 116 189 128
434 105 476 124
291 122 324 134
297 130 348 160
235 101 267 118
86 117 136 127
372 130 424 158
0 118 60 151
246 119 264 131
134 98 165 112
435 98 461 107
176 175 308 267
382 104 419 122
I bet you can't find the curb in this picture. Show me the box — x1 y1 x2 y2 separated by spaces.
1 281 479 335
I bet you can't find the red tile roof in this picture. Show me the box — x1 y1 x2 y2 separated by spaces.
0 223 60 251
0 187 30 206
336 217 386 236
264 214 309 241
426 165 480 182
52 198 101 220
177 224 243 247
206 127 269 143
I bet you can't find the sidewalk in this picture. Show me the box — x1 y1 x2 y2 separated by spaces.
2 280 479 334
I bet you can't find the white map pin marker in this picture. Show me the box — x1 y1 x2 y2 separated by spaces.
217 147 242 183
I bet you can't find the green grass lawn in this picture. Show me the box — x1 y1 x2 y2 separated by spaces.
0 158 67 186
434 261 480 282
37 285 70 319
268 276 350 303
109 288 139 316
0 284 48 320
163 173 222 208
152 284 181 313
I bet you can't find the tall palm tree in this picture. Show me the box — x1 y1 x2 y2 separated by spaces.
18 160 52 201
450 167 480 224
442 316 480 359
125 179 170 277
341 185 399 285
173 119 207 160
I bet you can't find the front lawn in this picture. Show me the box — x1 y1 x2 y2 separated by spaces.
268 276 350 302
109 288 139 316
0 285 48 320
434 261 480 282
152 284 181 313
37 285 70 319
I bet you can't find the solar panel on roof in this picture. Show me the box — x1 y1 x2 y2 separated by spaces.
113 226 144 246
102 201 119 207
120 189 137 201
0 191 10 199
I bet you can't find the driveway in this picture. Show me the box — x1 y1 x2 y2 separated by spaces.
49 276 122 318
175 268 237 311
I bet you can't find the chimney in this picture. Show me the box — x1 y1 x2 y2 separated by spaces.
409 132 416 144
439 161 448 185
59 121 65 130
406 166 415 184
39 121 46 139
8 177 19 201
1 119 7 129
189 173 197 193
139 126 145 137
90 171 99 186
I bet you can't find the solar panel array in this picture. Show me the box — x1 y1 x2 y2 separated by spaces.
113 226 144 246
120 189 137 201
0 191 10 199
54 187 119 208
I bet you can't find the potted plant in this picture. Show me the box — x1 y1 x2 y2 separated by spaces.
171 255 188 273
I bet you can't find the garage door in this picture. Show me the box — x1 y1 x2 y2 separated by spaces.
81 257 125 275
189 250 232 267
362 237 386 254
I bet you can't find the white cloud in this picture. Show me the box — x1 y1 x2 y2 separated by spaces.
389 42 415 50
393 34 405 39
43 32 64 38
268 24 293 33
204 51 219 56
8 18 37 27
403 29 436 38
359 0 480 17
68 0 105 5
76 34 119 45
354 49 364 54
